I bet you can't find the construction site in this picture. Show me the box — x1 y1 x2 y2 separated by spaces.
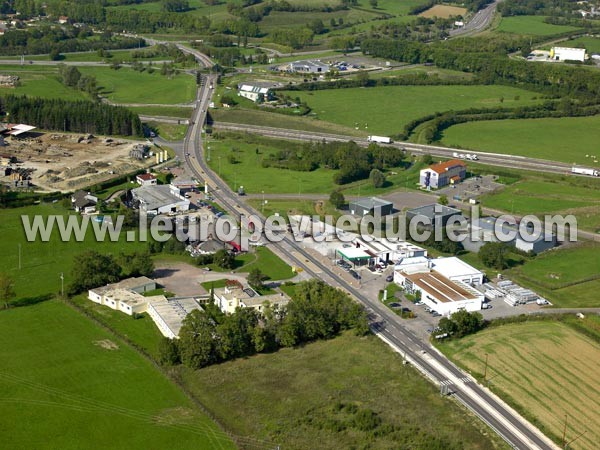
0 131 156 192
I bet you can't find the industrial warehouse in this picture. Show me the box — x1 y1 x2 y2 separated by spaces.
393 257 484 315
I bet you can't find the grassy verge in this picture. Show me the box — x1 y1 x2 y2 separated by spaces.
174 331 502 450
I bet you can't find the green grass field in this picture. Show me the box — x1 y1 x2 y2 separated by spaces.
496 15 581 36
177 331 499 450
210 107 363 136
128 105 193 118
552 36 600 54
282 85 541 135
147 121 188 140
70 294 165 359
481 179 600 232
0 300 233 449
0 65 87 100
237 246 295 280
79 66 196 105
442 115 600 165
206 136 339 194
0 204 147 299
438 318 600 450
505 242 600 307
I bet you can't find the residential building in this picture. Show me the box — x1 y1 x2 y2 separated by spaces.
550 47 586 62
71 190 98 214
213 284 289 315
136 173 157 186
394 266 483 315
88 277 157 315
419 159 466 189
131 184 190 215
406 203 463 228
146 297 203 339
238 82 274 102
349 197 394 216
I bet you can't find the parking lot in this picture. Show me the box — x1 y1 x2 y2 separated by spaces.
438 175 504 203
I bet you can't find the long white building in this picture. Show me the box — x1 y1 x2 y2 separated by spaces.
393 256 484 315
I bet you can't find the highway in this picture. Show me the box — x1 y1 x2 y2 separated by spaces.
176 49 559 450
212 122 576 177
450 0 503 37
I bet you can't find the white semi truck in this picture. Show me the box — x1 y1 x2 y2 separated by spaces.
572 167 599 177
367 135 392 144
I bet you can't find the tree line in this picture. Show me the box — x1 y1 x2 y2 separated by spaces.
360 37 600 100
160 280 370 369
261 140 406 185
68 250 154 295
0 94 144 137
0 24 145 56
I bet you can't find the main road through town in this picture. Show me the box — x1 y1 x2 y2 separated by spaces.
177 46 558 450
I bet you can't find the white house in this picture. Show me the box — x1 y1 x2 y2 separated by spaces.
88 277 156 316
213 284 289 315
136 173 157 186
550 47 586 62
71 190 98 214
238 83 273 102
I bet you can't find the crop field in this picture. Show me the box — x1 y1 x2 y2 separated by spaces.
441 115 600 165
0 300 233 449
177 331 499 450
106 0 230 20
481 179 600 232
496 15 581 36
282 85 541 135
0 65 87 100
78 66 196 105
0 204 147 300
439 319 600 450
259 8 380 33
419 5 467 19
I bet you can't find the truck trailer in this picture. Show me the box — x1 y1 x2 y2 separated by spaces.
367 135 392 144
572 167 599 177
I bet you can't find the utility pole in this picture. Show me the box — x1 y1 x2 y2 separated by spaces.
565 430 586 449
60 273 64 298
483 353 489 381
562 414 568 448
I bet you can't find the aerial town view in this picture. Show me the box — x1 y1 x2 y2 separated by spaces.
1 0 599 449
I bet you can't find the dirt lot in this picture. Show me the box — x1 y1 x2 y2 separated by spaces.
419 5 467 19
0 132 151 192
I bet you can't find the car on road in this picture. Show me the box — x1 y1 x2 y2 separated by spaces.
432 312 442 317
385 275 394 282
388 302 401 308
415 301 424 306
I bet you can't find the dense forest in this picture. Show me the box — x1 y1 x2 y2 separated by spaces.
0 95 143 136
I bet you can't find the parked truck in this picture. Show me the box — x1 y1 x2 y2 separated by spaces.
367 135 392 144
572 166 599 177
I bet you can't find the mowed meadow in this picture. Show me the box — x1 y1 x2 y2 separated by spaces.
0 300 234 449
283 85 542 135
439 318 600 450
442 115 600 165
